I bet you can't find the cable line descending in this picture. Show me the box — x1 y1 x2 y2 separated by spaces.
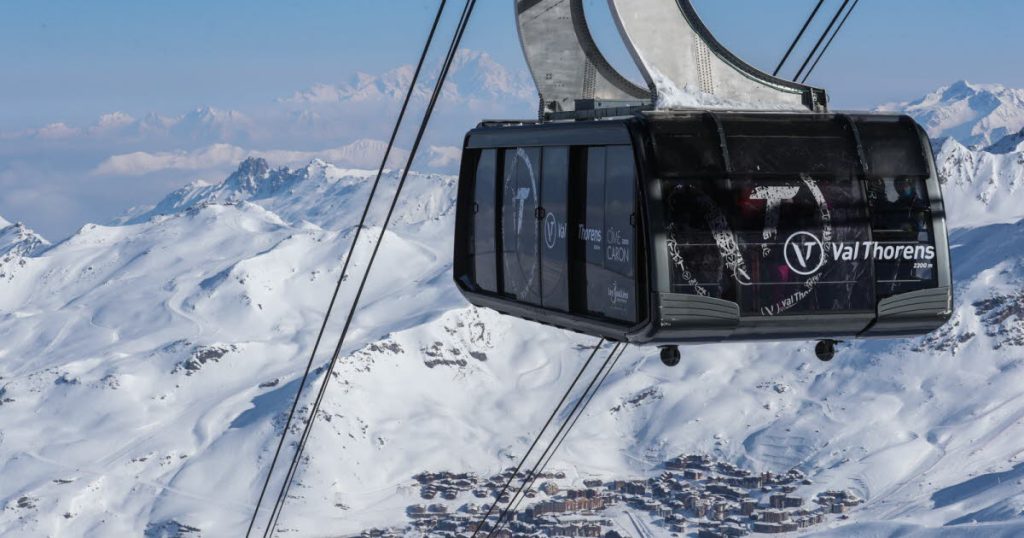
772 0 826 76
262 2 478 537
800 0 860 83
472 343 627 537
792 0 852 82
469 339 608 536
489 344 628 537
470 339 607 535
244 2 449 537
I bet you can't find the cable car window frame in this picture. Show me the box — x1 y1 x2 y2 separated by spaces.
576 145 640 325
456 130 649 335
865 175 938 298
539 146 571 312
499 147 543 305
471 149 499 293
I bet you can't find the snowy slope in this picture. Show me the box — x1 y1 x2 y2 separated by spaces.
0 160 462 536
1 159 1024 535
877 81 1024 148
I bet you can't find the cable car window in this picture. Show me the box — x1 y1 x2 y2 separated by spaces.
664 176 874 316
472 150 498 293
540 147 570 311
866 176 938 297
501 147 541 304
582 146 638 323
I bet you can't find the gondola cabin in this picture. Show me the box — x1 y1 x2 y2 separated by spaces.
453 111 952 357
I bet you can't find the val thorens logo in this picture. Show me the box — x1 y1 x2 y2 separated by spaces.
544 211 557 249
783 231 826 275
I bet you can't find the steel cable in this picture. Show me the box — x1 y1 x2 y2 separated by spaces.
773 0 826 76
793 0 852 82
800 0 860 83
262 2 478 536
243 2 448 536
485 342 627 537
468 338 608 537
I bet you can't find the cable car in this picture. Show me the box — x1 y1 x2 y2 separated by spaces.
452 0 952 362
453 110 952 358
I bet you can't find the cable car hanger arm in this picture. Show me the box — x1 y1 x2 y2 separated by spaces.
515 0 828 120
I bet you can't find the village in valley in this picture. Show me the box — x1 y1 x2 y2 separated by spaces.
359 454 863 537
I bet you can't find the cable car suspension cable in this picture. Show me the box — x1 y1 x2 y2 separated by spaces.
261 2 478 536
468 338 607 536
792 0 851 82
490 343 629 537
483 343 628 537
800 0 860 83
242 2 449 536
772 0 826 77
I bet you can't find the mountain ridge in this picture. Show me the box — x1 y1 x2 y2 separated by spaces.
0 218 49 261
935 136 1024 228
877 80 1024 148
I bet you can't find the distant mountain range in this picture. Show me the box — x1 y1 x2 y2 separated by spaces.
873 81 1024 228
877 80 1024 149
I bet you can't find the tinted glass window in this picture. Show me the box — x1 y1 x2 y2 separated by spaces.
501 147 541 304
604 146 638 320
472 150 498 293
584 147 607 314
540 147 570 311
582 146 638 323
866 176 938 297
664 176 874 316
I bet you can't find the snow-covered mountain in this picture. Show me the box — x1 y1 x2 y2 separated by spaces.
0 217 49 281
0 159 462 536
877 81 1024 229
2 148 1024 536
877 80 1024 148
0 217 48 258
121 156 453 230
935 137 1024 228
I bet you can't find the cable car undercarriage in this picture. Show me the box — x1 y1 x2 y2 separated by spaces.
454 0 952 364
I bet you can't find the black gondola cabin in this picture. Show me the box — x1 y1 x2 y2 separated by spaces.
453 111 952 345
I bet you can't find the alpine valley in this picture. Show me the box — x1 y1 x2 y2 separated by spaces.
2 80 1024 537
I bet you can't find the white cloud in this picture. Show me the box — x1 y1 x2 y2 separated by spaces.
34 122 81 140
93 112 136 131
91 139 415 177
92 144 248 176
280 83 348 105
427 146 462 169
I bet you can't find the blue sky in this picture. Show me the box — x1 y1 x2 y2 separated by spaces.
1 0 1019 128
0 0 1020 237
